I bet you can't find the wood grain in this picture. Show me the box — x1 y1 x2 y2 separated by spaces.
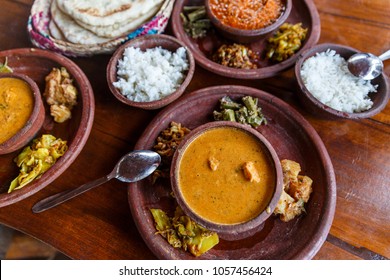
0 0 389 260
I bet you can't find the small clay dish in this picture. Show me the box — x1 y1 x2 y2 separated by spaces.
295 43 390 119
0 73 45 155
170 121 283 241
205 0 292 43
107 34 195 110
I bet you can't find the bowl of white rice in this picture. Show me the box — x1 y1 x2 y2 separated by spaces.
107 34 195 110
295 43 389 119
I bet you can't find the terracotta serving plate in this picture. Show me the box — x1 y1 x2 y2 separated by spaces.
128 85 336 260
171 0 321 79
0 48 94 207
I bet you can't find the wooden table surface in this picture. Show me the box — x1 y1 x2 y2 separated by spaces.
0 0 389 260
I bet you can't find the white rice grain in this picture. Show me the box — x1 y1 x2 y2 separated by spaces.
300 49 377 113
113 46 189 102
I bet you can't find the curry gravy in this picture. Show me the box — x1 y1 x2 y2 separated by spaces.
178 127 276 225
0 77 34 144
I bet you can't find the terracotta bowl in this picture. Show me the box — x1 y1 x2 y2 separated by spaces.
170 121 283 241
107 34 195 110
0 73 45 155
295 43 390 119
205 0 292 43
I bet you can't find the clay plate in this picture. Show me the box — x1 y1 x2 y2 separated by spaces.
295 43 390 119
0 48 94 207
171 0 321 79
128 85 336 259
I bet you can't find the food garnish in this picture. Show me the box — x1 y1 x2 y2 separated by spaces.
152 122 191 183
0 57 13 73
44 67 78 123
212 43 259 69
266 22 308 62
213 95 267 128
150 207 219 257
8 134 68 193
273 159 313 222
180 6 211 39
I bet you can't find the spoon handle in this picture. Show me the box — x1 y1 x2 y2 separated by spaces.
378 50 390 61
32 175 111 213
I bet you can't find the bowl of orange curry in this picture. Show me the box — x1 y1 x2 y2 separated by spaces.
0 73 45 155
205 0 292 43
170 121 283 241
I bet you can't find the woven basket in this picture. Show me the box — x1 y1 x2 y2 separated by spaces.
28 0 175 57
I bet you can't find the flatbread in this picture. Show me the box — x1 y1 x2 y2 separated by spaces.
56 0 164 26
50 1 111 44
48 20 66 40
75 3 161 38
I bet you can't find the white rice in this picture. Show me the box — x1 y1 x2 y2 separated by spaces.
113 46 189 102
300 49 377 113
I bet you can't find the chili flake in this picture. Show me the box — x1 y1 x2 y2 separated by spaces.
209 0 284 30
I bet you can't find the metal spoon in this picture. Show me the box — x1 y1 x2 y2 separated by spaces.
347 49 390 80
32 150 161 213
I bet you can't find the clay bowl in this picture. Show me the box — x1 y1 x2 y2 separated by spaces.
295 43 390 119
0 73 45 155
205 0 292 43
107 34 195 110
0 48 94 207
170 121 283 241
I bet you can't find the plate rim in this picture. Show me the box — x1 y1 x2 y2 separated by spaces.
128 85 336 260
0 48 95 207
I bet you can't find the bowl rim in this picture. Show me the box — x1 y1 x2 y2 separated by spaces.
205 0 292 37
170 120 284 240
106 34 195 110
295 43 390 119
0 73 44 154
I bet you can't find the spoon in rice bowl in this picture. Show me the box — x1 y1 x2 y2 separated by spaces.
347 49 390 80
32 150 161 213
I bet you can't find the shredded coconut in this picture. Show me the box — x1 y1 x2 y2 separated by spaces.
113 46 189 102
300 49 377 113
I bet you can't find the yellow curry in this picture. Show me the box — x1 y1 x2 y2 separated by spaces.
178 126 276 225
0 77 34 144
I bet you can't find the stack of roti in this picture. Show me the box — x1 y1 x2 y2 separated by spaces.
49 0 164 45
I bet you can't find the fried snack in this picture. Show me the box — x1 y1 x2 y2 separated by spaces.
212 43 258 69
266 22 308 62
151 122 191 183
44 67 78 123
274 159 313 222
150 207 219 257
8 134 68 193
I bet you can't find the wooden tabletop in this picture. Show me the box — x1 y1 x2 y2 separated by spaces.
0 0 389 260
